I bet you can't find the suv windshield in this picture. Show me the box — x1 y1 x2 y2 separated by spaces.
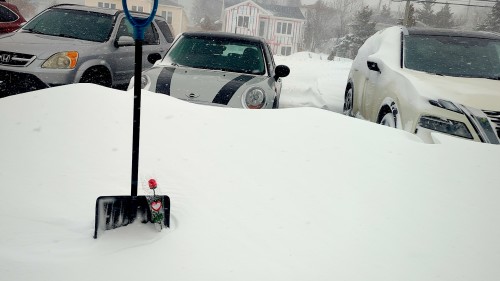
22 8 114 42
164 35 266 75
404 34 500 79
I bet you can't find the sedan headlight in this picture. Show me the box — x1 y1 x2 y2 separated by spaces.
42 51 79 69
243 87 266 109
418 115 473 139
127 75 150 90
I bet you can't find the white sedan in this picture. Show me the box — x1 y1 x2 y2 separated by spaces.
344 26 500 144
130 31 290 109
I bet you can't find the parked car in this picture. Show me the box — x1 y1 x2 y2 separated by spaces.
0 4 174 97
130 32 290 109
344 26 500 144
0 0 26 34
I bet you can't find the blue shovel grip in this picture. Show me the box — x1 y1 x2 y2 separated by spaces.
122 0 159 40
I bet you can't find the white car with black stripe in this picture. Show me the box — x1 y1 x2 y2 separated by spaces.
129 31 290 109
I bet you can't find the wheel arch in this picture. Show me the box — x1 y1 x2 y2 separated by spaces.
377 97 403 129
75 59 114 85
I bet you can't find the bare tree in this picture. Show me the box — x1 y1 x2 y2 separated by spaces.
332 0 361 38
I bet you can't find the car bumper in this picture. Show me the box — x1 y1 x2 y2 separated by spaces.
0 62 78 96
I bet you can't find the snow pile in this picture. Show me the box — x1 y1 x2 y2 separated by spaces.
275 52 352 112
0 53 500 281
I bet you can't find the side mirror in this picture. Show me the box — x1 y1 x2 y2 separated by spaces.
367 61 381 73
274 65 290 80
115 36 135 48
147 53 162 64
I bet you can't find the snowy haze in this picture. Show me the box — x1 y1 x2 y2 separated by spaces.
1 53 500 280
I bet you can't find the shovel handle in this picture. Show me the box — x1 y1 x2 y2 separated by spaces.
122 0 158 196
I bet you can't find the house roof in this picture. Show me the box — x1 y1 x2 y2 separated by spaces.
224 0 305 20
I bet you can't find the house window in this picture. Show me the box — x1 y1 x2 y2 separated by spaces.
237 16 249 28
281 46 292 56
276 22 292 35
98 2 116 9
132 6 144 12
162 11 173 24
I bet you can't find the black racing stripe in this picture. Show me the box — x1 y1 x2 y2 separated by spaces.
155 67 175 95
212 75 254 105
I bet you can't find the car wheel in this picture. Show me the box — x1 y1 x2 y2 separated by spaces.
343 86 354 116
378 103 400 128
80 67 112 88
272 97 279 109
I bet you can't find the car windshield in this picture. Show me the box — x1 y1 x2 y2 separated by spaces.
22 9 114 42
404 34 500 79
164 35 266 75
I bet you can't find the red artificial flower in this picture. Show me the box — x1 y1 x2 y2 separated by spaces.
148 178 157 189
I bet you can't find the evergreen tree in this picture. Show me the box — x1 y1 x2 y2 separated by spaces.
434 3 454 28
191 0 223 30
477 1 500 32
380 4 391 19
416 0 436 26
407 4 417 27
336 5 376 59
399 4 417 26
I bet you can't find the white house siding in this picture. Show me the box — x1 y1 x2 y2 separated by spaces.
223 1 304 55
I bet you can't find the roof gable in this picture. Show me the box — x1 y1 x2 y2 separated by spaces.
224 0 305 20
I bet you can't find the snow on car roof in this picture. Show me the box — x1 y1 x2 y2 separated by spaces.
181 31 267 44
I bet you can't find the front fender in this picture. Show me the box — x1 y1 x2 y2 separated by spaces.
74 59 113 83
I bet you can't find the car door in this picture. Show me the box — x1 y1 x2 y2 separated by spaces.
110 16 166 85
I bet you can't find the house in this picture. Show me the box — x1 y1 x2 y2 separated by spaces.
83 0 189 35
222 0 306 56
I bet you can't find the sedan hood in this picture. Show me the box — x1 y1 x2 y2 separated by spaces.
401 69 500 110
0 31 99 59
146 65 265 106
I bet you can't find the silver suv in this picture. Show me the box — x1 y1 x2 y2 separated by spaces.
0 4 174 97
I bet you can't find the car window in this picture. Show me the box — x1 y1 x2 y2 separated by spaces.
22 8 114 42
165 35 266 75
117 18 159 45
155 19 174 43
0 5 19 22
404 34 500 78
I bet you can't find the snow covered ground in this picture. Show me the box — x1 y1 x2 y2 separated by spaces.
1 53 500 281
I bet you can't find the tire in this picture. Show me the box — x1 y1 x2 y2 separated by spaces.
379 111 397 128
378 103 399 129
343 86 354 116
80 67 112 88
272 97 279 109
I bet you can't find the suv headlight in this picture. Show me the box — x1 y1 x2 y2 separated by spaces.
418 115 473 139
429 99 462 113
42 51 79 69
243 87 266 109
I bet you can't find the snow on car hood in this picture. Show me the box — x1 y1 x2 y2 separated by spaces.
399 68 500 111
0 31 98 59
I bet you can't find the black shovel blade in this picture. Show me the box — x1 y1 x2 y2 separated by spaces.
93 195 170 238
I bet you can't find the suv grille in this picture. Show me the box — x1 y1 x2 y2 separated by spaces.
483 110 500 139
0 51 36 67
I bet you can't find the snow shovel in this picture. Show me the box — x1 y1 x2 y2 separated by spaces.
94 0 170 239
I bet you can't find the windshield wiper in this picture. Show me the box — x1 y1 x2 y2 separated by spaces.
57 33 83 40
486 76 500 80
22 28 47 35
